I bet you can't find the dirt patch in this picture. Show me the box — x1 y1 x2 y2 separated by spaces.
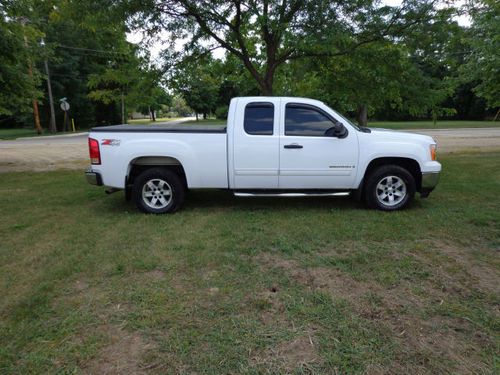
256 252 494 374
390 315 492 375
84 325 156 375
255 289 287 326
251 334 320 372
431 241 500 295
74 279 89 292
258 252 375 301
143 269 166 281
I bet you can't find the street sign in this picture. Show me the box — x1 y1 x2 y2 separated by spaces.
60 101 70 111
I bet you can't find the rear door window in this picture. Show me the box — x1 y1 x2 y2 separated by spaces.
244 102 274 135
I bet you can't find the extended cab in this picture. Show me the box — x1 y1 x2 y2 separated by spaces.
86 97 441 213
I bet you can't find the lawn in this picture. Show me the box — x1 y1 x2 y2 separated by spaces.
0 128 85 140
183 118 500 130
0 152 499 374
0 128 48 140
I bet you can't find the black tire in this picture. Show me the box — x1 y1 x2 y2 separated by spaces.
132 168 185 214
364 165 415 211
125 186 132 201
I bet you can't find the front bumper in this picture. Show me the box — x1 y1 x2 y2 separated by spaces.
420 171 440 198
85 168 103 186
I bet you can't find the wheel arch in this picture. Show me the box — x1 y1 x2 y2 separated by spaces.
361 157 422 193
126 156 188 190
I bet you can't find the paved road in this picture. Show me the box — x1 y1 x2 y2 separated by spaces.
1 126 499 172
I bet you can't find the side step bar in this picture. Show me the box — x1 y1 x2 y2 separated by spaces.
233 191 351 198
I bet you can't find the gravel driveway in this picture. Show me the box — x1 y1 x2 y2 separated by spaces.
1 127 499 173
403 127 500 153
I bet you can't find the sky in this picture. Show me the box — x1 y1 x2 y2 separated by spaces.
126 0 471 63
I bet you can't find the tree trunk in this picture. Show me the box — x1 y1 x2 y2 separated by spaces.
195 113 198 121
260 83 273 96
260 72 274 96
203 113 207 119
356 104 368 127
150 108 156 121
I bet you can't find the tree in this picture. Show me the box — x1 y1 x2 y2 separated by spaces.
460 0 500 116
281 43 414 125
284 6 460 125
87 49 143 124
39 0 130 128
125 0 440 95
3 0 153 129
214 54 260 108
0 6 42 120
171 58 219 120
129 66 172 121
169 95 191 117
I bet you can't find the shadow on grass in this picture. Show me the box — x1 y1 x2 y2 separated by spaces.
95 188 428 214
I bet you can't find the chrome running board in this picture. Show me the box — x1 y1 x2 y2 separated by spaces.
233 191 351 197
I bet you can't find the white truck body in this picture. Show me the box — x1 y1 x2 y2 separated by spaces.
86 97 441 212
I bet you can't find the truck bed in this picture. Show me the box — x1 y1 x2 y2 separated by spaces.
91 123 227 133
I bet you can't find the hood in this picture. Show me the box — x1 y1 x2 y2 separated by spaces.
367 127 436 145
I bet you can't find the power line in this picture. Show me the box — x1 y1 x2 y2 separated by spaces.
56 44 132 55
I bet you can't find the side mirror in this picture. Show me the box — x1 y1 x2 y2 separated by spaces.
325 123 348 138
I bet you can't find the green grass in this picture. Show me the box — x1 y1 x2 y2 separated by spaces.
0 128 85 140
0 152 499 374
183 118 500 130
0 128 48 140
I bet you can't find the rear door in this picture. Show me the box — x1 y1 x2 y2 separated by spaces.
278 102 358 189
231 98 280 189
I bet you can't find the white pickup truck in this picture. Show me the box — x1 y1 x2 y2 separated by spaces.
86 97 441 213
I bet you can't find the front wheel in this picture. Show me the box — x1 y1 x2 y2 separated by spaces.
132 168 185 213
364 165 415 211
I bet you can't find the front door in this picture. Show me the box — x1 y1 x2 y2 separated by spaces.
279 102 358 189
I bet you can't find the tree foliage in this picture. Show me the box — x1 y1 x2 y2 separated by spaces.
124 0 440 95
1 0 170 129
461 0 500 109
1 0 498 129
0 5 42 118
170 57 219 119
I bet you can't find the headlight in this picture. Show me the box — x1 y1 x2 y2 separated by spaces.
430 144 437 161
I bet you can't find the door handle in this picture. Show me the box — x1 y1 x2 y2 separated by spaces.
284 143 303 149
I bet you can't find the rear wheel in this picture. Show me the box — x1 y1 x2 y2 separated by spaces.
132 168 185 213
364 165 415 211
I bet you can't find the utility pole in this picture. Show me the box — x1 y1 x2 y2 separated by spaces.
41 38 57 133
20 18 43 135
